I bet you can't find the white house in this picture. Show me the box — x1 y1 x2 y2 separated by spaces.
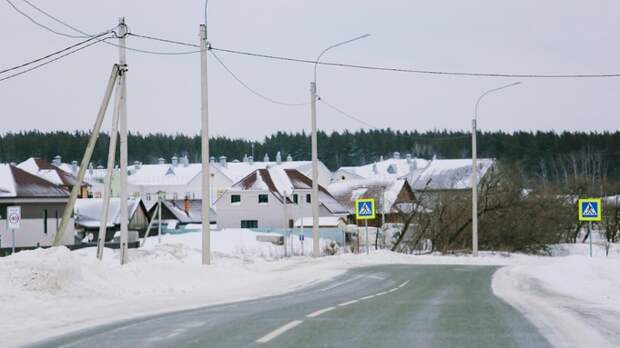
0 164 75 250
333 152 429 182
215 167 348 229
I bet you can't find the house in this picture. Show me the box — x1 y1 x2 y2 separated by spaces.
328 178 416 227
17 157 90 198
0 164 75 250
148 198 217 226
215 168 348 229
333 152 429 182
74 197 148 241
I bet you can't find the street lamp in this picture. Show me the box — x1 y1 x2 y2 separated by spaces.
471 81 520 257
310 34 370 258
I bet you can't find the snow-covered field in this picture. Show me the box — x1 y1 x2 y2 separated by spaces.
1 229 618 347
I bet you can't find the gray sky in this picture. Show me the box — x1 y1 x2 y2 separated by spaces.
1 0 619 140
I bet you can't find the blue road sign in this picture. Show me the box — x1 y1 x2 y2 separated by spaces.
355 198 376 220
578 198 602 222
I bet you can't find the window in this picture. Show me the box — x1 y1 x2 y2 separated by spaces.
258 194 268 204
341 176 346 180
231 194 241 204
43 209 48 234
289 219 294 228
292 194 298 204
241 220 258 228
173 192 179 200
306 194 311 203
146 193 151 201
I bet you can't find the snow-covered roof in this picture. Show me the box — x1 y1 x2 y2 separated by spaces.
293 216 346 227
159 199 217 224
213 160 316 184
328 178 413 214
0 164 70 198
226 168 348 215
410 158 495 190
74 197 143 228
336 158 429 181
17 158 83 187
128 164 202 186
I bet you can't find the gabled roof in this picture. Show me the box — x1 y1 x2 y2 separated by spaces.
409 158 495 190
17 157 84 187
128 164 202 186
227 168 348 214
211 160 322 184
74 198 145 228
0 164 70 198
336 158 429 180
328 179 414 214
156 199 217 224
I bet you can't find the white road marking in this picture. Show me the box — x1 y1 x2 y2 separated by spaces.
375 291 388 296
256 320 304 344
338 299 359 307
306 306 336 318
399 280 410 288
359 294 376 300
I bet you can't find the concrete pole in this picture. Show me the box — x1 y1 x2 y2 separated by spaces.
200 24 211 265
158 195 162 244
96 81 121 260
471 118 479 257
118 18 129 265
310 82 320 258
53 65 119 246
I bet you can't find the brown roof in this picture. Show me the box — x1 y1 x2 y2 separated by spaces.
9 165 70 198
34 158 82 187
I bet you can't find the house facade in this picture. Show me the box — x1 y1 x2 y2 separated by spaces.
0 164 75 250
215 168 348 229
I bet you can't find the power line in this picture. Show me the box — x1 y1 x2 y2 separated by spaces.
128 33 201 48
0 35 111 83
9 0 204 56
210 47 620 79
317 97 379 129
0 33 109 75
209 50 309 107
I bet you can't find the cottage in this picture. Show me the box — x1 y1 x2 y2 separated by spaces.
215 168 348 229
0 164 74 250
149 198 217 226
17 157 90 198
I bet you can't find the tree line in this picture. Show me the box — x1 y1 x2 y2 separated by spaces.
1 129 619 180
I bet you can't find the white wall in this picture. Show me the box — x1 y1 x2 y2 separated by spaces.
0 217 74 248
216 189 333 229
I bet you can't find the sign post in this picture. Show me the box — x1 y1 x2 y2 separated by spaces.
355 198 376 255
7 206 21 254
299 234 305 256
578 198 602 257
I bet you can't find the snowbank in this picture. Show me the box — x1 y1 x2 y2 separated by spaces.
493 245 620 348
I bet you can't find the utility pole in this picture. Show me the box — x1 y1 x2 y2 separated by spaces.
118 18 129 265
199 23 211 265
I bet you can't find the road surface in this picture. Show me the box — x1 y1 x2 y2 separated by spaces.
32 264 551 347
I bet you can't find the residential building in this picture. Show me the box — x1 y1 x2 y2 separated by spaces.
0 164 74 250
215 168 348 229
333 152 429 182
74 197 148 241
17 157 90 198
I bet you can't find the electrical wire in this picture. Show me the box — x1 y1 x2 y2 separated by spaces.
317 97 379 129
9 0 204 55
128 33 201 48
210 47 620 79
5 0 88 38
0 35 111 83
0 33 109 75
210 50 310 107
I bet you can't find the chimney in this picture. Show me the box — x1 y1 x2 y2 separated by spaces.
372 162 379 174
71 160 78 174
171 156 178 167
133 161 141 170
248 156 254 165
264 153 270 162
243 154 249 163
405 153 412 164
379 155 384 162
276 151 282 165
286 154 293 162
209 156 215 163
184 197 190 216
393 152 401 159
158 157 165 165
181 155 189 167
52 155 62 166
219 156 227 167
88 163 94 176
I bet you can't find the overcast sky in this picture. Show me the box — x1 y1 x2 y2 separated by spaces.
1 0 619 140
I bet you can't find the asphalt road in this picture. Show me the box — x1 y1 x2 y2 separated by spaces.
32 265 551 348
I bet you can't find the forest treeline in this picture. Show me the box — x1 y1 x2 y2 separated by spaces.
1 129 619 181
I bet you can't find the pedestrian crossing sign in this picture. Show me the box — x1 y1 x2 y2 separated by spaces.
578 198 602 222
355 198 376 220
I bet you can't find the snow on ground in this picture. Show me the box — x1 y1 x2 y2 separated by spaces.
1 229 619 347
493 243 620 348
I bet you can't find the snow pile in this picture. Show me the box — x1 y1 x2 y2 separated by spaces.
493 251 620 348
